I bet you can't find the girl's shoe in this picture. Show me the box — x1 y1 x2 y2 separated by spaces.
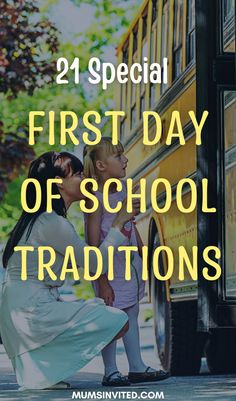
102 371 130 387
128 367 169 383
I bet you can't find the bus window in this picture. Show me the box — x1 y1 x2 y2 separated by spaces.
161 0 169 94
224 0 234 21
152 0 158 25
150 29 156 64
173 0 183 79
224 91 236 298
186 0 195 65
142 11 147 39
120 45 128 138
149 82 156 107
150 1 158 64
120 46 128 112
131 105 136 129
222 0 235 52
131 26 138 130
140 10 148 119
150 1 158 107
120 117 126 139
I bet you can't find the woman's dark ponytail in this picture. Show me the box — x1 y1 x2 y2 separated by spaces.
3 151 83 268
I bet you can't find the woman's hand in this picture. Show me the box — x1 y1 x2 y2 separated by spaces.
112 197 140 231
98 276 115 306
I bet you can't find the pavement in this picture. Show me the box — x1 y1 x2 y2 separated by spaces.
1 304 236 400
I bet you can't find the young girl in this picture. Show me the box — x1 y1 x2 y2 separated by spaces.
83 138 168 386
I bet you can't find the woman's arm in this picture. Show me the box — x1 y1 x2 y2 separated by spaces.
38 212 126 276
37 197 140 276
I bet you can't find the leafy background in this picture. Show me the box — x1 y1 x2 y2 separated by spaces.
0 0 142 238
0 0 142 297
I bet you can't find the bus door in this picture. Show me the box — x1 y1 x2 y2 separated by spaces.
196 0 236 332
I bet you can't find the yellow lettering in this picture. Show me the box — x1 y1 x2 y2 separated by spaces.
151 179 172 213
118 246 138 280
176 179 197 213
202 179 216 212
60 246 80 281
152 246 174 280
38 246 57 281
14 246 34 280
60 111 79 145
126 178 146 213
83 111 101 145
29 111 45 145
103 179 122 213
189 110 208 145
80 179 99 213
105 111 125 145
179 246 198 281
142 246 149 280
46 179 62 212
143 111 162 145
21 179 41 213
83 247 103 280
107 246 115 280
166 111 185 145
48 111 55 145
202 246 221 280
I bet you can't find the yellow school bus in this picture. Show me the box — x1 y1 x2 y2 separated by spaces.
116 0 236 375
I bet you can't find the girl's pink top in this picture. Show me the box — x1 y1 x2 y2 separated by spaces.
85 181 145 309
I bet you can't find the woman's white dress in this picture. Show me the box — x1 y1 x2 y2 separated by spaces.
0 212 127 389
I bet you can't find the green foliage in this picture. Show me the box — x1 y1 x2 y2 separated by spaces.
72 0 139 61
0 0 59 201
0 0 142 241
0 176 23 242
74 278 94 300
0 0 58 96
143 308 154 322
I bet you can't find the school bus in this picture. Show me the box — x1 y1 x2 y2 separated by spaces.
116 0 236 375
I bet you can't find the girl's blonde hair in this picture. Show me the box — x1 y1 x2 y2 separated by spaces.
83 137 124 179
